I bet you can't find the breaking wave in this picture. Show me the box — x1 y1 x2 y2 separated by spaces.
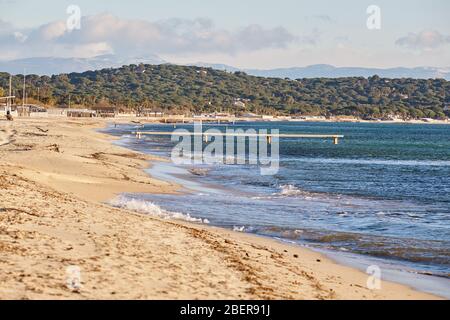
233 226 247 232
109 195 210 224
273 184 319 199
278 184 309 196
250 184 316 200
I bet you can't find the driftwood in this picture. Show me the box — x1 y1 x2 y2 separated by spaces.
36 126 49 133
46 144 60 153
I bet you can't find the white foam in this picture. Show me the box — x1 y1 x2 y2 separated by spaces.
233 226 246 232
109 195 209 224
252 185 311 200
278 184 307 196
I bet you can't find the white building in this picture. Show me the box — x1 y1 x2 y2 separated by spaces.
233 101 246 108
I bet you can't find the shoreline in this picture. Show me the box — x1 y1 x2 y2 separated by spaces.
131 153 450 299
108 116 450 126
142 158 450 298
0 117 443 299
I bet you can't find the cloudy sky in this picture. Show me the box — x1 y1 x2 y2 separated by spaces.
0 0 449 68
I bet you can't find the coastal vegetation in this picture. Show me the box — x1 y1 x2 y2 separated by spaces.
0 64 449 119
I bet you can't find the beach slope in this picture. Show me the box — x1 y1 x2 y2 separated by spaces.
0 118 439 299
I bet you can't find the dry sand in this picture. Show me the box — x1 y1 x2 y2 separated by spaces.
0 117 440 299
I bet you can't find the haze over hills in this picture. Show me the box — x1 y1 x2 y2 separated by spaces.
192 63 450 80
0 55 449 80
0 54 166 76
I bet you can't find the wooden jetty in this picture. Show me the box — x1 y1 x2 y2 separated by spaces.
132 131 344 145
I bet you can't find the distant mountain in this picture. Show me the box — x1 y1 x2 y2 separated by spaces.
1 55 449 80
192 63 450 80
0 54 166 75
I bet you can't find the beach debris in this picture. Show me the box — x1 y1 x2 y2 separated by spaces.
11 143 34 151
46 144 60 153
36 126 49 133
23 132 47 137
0 207 38 217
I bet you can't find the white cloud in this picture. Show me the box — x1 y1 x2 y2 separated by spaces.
65 14 296 55
396 30 450 51
0 14 299 60
37 21 67 41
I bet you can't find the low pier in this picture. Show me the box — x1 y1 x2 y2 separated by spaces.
132 131 344 145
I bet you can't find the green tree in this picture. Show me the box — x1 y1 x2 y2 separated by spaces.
0 66 447 119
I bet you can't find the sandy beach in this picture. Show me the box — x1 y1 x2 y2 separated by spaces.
0 117 441 300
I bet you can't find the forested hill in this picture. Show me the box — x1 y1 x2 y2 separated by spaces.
0 64 449 119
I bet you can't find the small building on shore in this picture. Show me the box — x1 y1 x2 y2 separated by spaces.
137 109 165 117
201 112 235 119
47 108 67 117
16 105 48 117
95 107 117 118
66 109 96 118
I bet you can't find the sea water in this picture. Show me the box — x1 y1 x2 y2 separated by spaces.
104 121 450 297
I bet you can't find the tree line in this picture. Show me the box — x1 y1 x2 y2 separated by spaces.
0 64 449 119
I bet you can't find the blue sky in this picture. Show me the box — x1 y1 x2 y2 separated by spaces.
1 0 449 68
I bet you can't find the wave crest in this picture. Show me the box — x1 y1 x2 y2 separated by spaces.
278 184 311 197
109 195 210 224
